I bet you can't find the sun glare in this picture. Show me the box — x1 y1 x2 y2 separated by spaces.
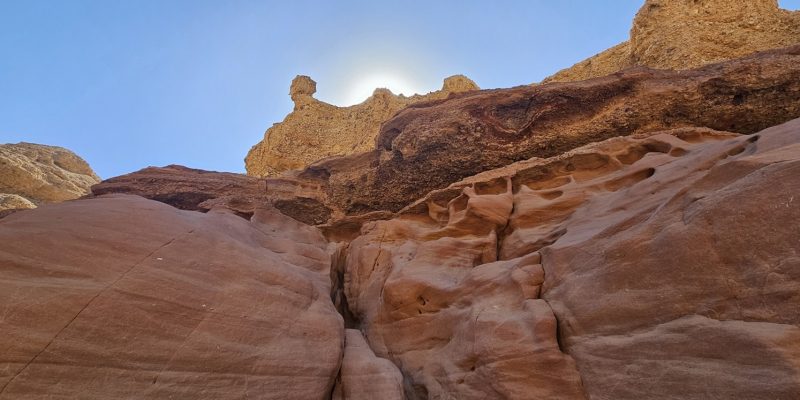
342 73 424 106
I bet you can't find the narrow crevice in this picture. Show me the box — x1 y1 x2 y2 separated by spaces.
538 249 590 398
495 200 515 262
329 242 358 328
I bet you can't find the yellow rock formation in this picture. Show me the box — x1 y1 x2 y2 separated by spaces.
245 74 479 177
545 0 800 82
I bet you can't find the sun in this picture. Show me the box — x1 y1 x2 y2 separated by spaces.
343 73 424 106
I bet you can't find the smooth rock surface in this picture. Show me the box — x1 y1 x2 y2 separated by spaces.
545 0 800 82
539 119 800 399
0 195 343 399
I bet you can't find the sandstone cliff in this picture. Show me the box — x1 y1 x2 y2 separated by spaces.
0 142 100 211
544 0 800 83
310 45 800 215
6 117 800 399
245 75 478 177
338 117 800 398
4 3 800 397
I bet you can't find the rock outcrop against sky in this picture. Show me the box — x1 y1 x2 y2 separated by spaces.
303 45 800 216
0 142 100 211
545 0 800 82
245 75 478 177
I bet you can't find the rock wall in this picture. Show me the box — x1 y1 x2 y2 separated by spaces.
245 75 479 177
0 142 100 211
544 0 800 83
310 45 800 216
0 195 342 399
8 117 800 399
339 118 800 399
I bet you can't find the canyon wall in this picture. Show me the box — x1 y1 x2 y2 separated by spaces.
3 2 800 398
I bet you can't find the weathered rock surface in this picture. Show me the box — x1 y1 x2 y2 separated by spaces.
539 119 800 399
340 118 799 399
245 75 479 177
91 164 336 225
545 0 800 83
308 45 800 215
0 194 35 212
0 195 343 399
0 142 100 209
5 24 800 399
344 201 587 398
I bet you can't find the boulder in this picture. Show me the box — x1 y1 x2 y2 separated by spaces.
0 142 100 207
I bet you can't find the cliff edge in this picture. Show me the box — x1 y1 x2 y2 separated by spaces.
544 0 800 83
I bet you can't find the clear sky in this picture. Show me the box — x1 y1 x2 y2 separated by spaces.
1 1 798 179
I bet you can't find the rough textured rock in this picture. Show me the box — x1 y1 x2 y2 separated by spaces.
308 45 800 215
341 118 799 399
0 194 35 212
344 201 587 398
245 74 479 177
0 142 100 207
545 0 800 83
0 194 343 399
91 165 335 225
332 329 405 400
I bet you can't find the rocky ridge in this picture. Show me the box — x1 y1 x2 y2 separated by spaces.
308 45 800 216
245 75 479 177
545 0 800 83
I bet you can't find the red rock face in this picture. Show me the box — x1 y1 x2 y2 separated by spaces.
540 120 800 399
0 195 342 399
4 48 800 399
338 119 800 399
311 45 800 215
91 165 335 225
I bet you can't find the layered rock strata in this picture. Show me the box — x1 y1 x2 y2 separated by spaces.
91 165 335 225
308 45 800 215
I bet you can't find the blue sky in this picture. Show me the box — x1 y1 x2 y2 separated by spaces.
1 1 798 179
